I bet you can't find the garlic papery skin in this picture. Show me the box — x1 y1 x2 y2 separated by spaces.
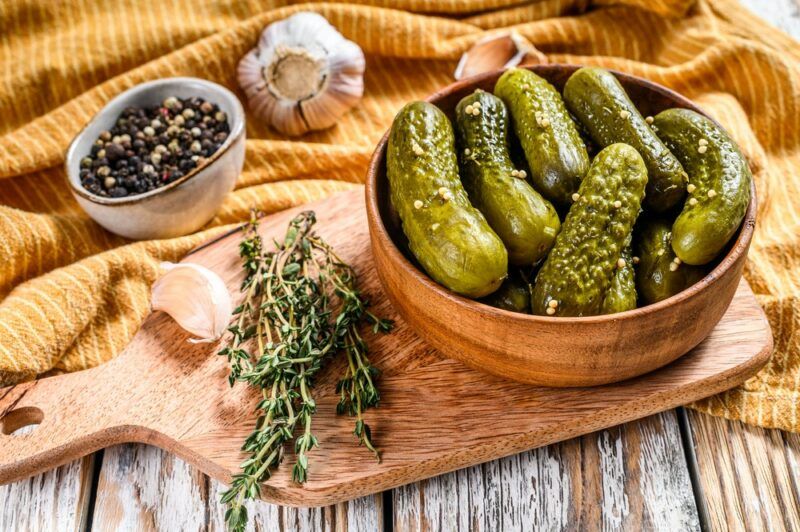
151 262 232 344
454 32 546 81
237 12 366 136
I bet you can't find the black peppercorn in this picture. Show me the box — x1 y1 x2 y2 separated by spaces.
78 95 230 198
106 143 125 161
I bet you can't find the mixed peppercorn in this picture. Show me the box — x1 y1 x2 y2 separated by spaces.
79 96 230 198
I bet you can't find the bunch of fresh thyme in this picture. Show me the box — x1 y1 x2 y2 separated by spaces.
219 211 391 532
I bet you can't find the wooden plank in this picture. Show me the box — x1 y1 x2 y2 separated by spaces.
0 453 95 532
394 411 700 531
686 411 800 532
91 443 383 531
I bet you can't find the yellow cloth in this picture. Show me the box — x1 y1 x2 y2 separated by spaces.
0 0 797 432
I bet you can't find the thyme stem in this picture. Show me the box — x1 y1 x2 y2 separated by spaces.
218 211 391 532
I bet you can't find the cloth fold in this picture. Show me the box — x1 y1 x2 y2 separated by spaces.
1 0 798 432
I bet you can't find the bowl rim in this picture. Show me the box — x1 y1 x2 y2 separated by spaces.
65 77 246 206
365 63 757 325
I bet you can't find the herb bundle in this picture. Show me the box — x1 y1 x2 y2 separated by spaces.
219 211 391 532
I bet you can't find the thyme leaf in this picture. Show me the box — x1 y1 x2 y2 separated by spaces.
219 210 391 532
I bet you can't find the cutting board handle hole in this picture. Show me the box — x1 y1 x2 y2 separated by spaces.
0 407 44 436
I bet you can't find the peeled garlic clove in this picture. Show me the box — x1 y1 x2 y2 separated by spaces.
237 12 366 136
454 32 544 80
151 262 232 343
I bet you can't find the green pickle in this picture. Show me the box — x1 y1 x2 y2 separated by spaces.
494 68 590 206
481 272 531 313
601 243 637 314
532 143 648 317
635 218 706 304
387 101 508 298
454 90 561 266
652 108 752 265
563 67 686 212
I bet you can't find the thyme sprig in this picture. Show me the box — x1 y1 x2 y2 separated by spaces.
219 211 391 532
312 236 392 457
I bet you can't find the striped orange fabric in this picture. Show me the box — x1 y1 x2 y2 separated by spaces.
0 0 797 432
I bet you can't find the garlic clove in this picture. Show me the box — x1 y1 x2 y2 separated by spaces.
151 262 232 343
301 73 364 131
454 32 546 80
268 97 310 138
522 46 549 67
237 51 267 95
237 12 366 136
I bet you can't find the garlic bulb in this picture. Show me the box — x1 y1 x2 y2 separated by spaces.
151 262 232 343
237 12 366 136
454 32 546 81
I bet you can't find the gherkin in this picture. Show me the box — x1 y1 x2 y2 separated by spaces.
532 143 648 317
481 272 531 313
387 101 508 298
635 217 707 304
495 68 590 206
563 67 686 212
652 108 752 265
454 90 560 266
601 243 637 314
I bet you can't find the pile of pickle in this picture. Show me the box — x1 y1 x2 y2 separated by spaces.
387 67 751 317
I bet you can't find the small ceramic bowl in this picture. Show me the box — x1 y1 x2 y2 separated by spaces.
366 64 757 387
66 77 246 240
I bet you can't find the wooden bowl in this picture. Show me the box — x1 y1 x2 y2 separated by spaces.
365 64 757 387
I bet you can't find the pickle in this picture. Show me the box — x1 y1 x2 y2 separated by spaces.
454 90 561 266
601 243 637 314
532 143 648 317
481 272 531 313
652 108 752 265
494 68 590 206
635 218 706 304
563 67 686 212
387 101 508 298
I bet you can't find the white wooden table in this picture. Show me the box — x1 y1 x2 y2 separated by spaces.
2 1 800 530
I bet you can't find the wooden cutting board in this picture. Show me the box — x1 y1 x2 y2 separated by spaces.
0 189 773 507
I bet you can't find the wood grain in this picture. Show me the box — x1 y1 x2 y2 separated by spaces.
394 411 700 531
0 453 94 532
687 410 800 532
92 444 383 531
0 2 797 530
0 190 772 507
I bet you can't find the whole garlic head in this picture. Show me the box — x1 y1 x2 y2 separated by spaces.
237 12 366 136
151 262 232 343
